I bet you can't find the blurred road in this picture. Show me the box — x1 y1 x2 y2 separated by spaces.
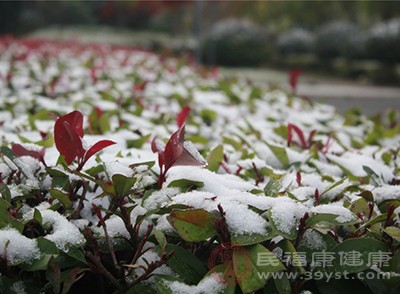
298 83 400 115
222 67 400 116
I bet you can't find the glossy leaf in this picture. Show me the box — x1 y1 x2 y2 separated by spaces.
233 244 285 293
176 105 191 128
167 209 217 242
54 118 84 165
83 140 116 164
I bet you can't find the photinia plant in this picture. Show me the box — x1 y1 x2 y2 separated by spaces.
287 123 316 149
54 110 116 171
152 106 206 188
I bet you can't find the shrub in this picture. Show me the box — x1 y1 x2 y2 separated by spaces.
315 21 365 60
276 28 315 56
366 18 400 63
202 18 271 66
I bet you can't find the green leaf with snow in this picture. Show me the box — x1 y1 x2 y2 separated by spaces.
233 244 285 293
168 179 204 192
384 226 400 242
266 144 289 167
167 209 216 242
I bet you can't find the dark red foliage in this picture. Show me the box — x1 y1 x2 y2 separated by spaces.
152 107 205 188
176 106 191 128
287 123 316 149
54 110 115 170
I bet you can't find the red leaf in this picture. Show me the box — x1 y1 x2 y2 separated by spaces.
163 126 185 171
173 147 205 167
176 106 191 128
296 171 302 186
58 111 84 138
83 140 116 165
288 123 307 149
54 120 84 165
322 132 334 154
289 69 302 93
12 143 45 163
308 130 316 147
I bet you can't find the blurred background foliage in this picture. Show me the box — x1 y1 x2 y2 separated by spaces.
1 0 399 84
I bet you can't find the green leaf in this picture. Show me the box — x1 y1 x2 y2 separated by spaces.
154 230 167 249
0 146 16 161
127 134 151 149
357 190 374 202
0 198 14 229
65 247 86 264
277 239 305 274
37 237 59 254
223 136 243 151
207 145 224 172
49 189 72 209
264 179 281 197
306 212 356 228
47 168 70 190
384 226 400 242
0 183 11 203
201 109 218 125
266 144 289 167
167 209 216 242
167 179 204 192
322 238 388 273
159 244 208 284
33 208 42 225
233 244 284 293
112 174 136 197
320 177 346 197
273 273 292 294
231 231 275 247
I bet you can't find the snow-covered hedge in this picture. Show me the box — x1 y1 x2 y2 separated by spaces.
0 37 399 293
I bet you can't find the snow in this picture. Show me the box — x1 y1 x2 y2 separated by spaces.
38 210 84 252
270 199 308 234
165 275 225 294
372 185 400 204
310 204 355 223
327 152 394 183
0 227 40 264
301 230 327 250
10 281 27 294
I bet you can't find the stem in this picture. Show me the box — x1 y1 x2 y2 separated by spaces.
86 251 124 292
